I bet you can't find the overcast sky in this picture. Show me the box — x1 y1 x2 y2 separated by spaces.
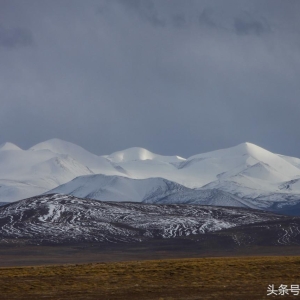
1 0 300 157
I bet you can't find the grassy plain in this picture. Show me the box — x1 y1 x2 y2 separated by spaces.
1 256 300 300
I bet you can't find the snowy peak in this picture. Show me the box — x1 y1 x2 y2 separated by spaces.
194 142 297 173
0 142 22 151
184 142 300 182
105 147 185 163
105 147 154 162
235 142 285 164
46 173 259 209
29 138 92 156
46 174 186 202
0 139 134 202
29 138 121 175
2 138 300 210
233 142 269 156
188 142 270 160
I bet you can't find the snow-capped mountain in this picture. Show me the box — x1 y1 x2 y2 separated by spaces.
47 174 185 203
179 142 300 188
0 142 22 151
104 147 185 164
1 138 300 213
47 174 258 209
0 139 125 202
29 139 125 175
46 141 300 212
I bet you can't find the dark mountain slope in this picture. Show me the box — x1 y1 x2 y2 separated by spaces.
0 194 295 246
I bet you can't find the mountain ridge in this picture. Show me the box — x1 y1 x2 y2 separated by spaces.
1 138 300 213
0 193 292 245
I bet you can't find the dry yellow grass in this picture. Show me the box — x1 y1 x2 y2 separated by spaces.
1 256 300 299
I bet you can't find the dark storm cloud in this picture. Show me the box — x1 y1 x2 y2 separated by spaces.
0 26 33 48
116 0 166 27
171 13 186 28
234 17 269 36
198 8 217 28
1 0 300 158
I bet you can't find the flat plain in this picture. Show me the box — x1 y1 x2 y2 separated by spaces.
1 255 300 300
1 240 300 300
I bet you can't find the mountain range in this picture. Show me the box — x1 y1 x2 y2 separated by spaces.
1 139 300 214
0 193 295 245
